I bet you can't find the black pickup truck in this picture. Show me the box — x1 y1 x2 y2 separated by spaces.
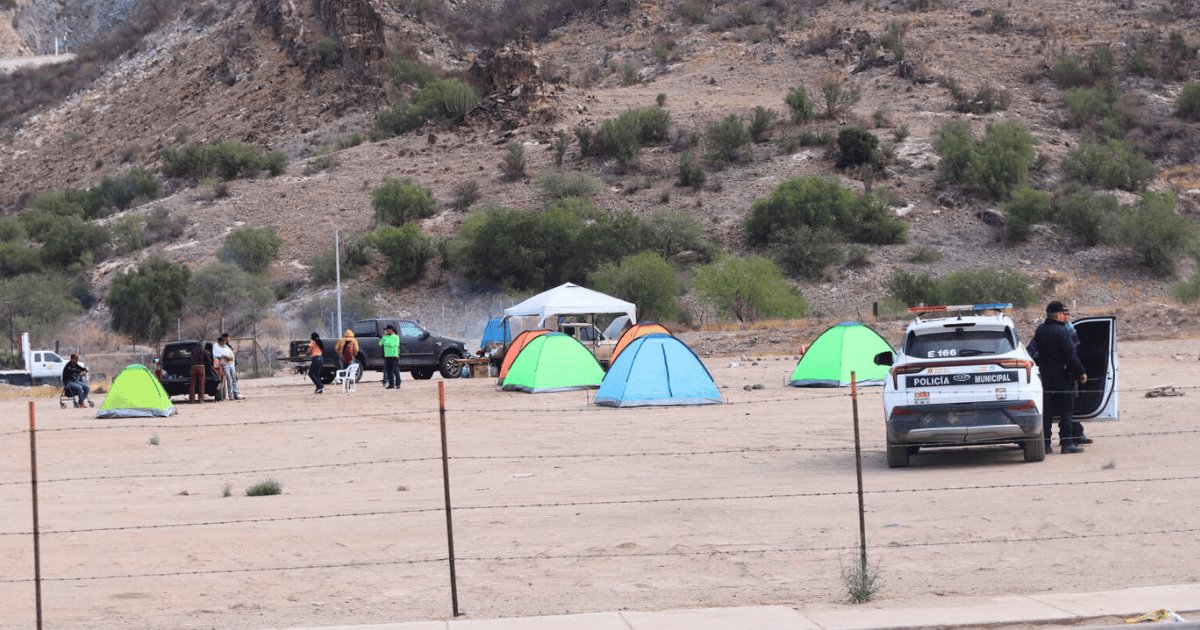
289 319 467 383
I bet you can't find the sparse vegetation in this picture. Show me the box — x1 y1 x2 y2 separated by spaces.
387 53 439 88
1051 46 1117 89
745 176 907 249
585 107 671 171
1002 188 1052 243
1062 139 1155 192
372 78 478 138
906 246 943 264
368 224 434 289
1177 81 1200 121
218 227 282 275
1118 191 1197 276
934 120 1036 200
748 106 776 143
785 86 817 123
311 37 340 67
535 170 602 201
705 114 751 167
886 268 1038 307
451 180 481 211
160 140 287 181
819 76 861 118
502 142 527 181
677 150 706 191
1171 268 1200 303
371 177 438 226
842 559 883 603
246 479 283 496
307 234 372 286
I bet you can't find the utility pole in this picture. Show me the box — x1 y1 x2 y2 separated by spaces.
335 231 343 336
5 301 12 357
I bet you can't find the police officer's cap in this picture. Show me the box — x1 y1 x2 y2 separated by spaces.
1045 300 1069 314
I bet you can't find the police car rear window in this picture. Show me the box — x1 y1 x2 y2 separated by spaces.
905 330 1015 359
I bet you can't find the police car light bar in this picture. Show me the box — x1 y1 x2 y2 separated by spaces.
907 302 1013 314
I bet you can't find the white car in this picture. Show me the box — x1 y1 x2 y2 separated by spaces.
874 303 1119 468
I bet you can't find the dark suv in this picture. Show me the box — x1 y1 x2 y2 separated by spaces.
159 340 223 400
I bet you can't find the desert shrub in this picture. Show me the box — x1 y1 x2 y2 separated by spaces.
886 268 1037 307
41 217 110 269
210 140 270 179
371 103 424 138
1051 185 1120 247
367 224 434 289
693 255 806 322
311 37 340 67
372 78 478 138
186 262 273 332
1171 268 1200 303
159 142 213 180
0 218 26 243
906 245 943 263
111 215 146 254
590 251 684 322
445 200 646 292
934 120 1035 200
218 227 282 275
0 271 86 340
1051 46 1117 88
589 107 671 170
745 176 906 248
93 169 162 212
371 177 438 226
160 140 285 181
951 83 1010 114
246 479 282 496
0 242 44 278
835 127 879 169
1062 139 1156 191
336 133 366 150
785 86 816 123
748 106 776 143
1178 81 1200 121
642 207 714 262
621 63 640 86
1118 191 1197 276
820 76 861 118
307 234 372 286
501 142 526 181
535 170 601 201
25 188 96 219
574 126 593 156
770 225 843 280
934 121 977 185
303 154 336 175
143 207 187 245
106 256 190 343
1002 187 1052 243
388 53 438 87
677 150 706 190
451 179 481 211
893 124 910 143
705 114 751 167
880 21 906 60
553 129 569 166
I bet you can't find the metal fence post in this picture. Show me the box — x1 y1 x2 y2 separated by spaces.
28 401 43 630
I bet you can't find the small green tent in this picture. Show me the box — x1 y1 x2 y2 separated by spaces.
788 322 893 387
501 333 604 393
97 364 177 418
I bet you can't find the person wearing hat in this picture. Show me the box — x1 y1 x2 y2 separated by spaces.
62 353 93 408
379 324 402 389
1032 301 1088 454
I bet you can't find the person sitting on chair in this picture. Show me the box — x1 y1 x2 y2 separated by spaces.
62 354 93 408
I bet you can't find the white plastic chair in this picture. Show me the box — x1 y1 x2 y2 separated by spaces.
334 363 360 394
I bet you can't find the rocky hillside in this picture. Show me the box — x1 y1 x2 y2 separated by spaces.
1 0 1199 345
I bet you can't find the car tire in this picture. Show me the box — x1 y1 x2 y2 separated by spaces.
411 369 434 380
1023 436 1046 462
886 441 910 468
321 370 336 385
439 353 463 379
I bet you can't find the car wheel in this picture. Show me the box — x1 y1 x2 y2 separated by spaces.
411 369 434 380
321 370 336 385
439 353 463 379
886 441 910 468
1022 436 1046 462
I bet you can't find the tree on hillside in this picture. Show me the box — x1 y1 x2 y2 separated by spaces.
186 262 273 336
217 227 281 275
106 257 190 343
693 255 806 323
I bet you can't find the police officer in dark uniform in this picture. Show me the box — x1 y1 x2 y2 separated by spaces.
1033 301 1088 454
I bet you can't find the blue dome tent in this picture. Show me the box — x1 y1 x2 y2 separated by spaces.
594 334 722 407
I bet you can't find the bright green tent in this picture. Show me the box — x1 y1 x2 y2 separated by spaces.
501 333 604 393
788 322 893 387
97 364 177 418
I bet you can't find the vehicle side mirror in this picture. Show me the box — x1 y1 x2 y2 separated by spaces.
420 331 430 340
873 351 894 366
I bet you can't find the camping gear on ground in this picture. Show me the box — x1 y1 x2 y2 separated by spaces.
788 321 893 387
500 333 604 393
595 334 722 407
610 322 672 365
497 328 553 380
96 364 178 418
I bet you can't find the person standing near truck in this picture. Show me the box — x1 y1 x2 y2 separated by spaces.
189 341 211 404
213 333 242 401
308 332 325 395
62 354 93 408
334 329 359 371
380 324 401 389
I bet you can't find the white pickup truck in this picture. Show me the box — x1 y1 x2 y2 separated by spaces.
0 332 71 386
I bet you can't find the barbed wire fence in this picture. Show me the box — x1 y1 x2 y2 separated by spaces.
2 380 1199 626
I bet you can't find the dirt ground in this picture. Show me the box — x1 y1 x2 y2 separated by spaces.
2 338 1199 629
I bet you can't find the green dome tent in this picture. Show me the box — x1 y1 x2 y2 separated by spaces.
788 322 893 387
97 364 177 418
500 333 604 393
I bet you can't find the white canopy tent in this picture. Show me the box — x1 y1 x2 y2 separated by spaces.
504 283 637 329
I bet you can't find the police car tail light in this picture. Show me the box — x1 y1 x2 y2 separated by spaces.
996 358 1033 383
1005 400 1037 411
889 364 926 388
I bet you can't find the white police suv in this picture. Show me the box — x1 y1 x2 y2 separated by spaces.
874 303 1119 468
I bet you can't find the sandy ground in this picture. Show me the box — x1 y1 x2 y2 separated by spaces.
2 339 1200 629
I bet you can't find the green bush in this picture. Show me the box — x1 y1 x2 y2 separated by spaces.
1051 185 1119 247
41 217 110 269
1118 191 1197 276
1171 268 1200 303
590 251 684 322
93 168 162 212
678 150 706 190
210 140 268 179
934 120 1035 200
820 77 861 118
501 142 526 181
745 176 906 248
371 177 438 226
770 225 843 280
1062 139 1156 192
835 127 879 169
0 242 44 278
934 121 976 185
1050 46 1116 88
372 78 478 138
0 218 27 243
905 245 942 263
106 256 190 342
694 255 806 322
1177 81 1200 121
388 53 439 87
143 207 187 245
371 103 424 138
535 170 601 201
311 37 340 67
886 268 1037 307
785 86 816 123
748 106 776 143
246 479 282 496
111 215 146 254
368 224 434 289
641 207 714 262
218 227 282 274
1002 187 1052 243
0 272 85 341
704 114 751 167
307 234 372 285
591 107 671 171
160 140 286 181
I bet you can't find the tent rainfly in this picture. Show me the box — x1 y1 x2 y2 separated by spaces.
595 334 722 407
97 364 177 418
504 283 636 328
610 322 672 365
788 322 894 387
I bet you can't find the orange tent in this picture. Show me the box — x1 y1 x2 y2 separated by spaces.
610 322 672 365
497 329 552 380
